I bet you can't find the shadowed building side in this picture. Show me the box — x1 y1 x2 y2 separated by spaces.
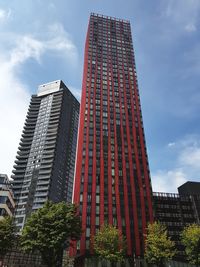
12 80 79 231
153 182 200 261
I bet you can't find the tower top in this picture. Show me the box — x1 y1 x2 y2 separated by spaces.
90 13 130 24
37 80 62 97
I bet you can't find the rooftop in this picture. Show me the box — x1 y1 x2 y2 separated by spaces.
90 12 130 24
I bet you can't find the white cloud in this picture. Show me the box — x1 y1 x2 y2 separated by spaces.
0 22 78 177
45 23 78 65
0 8 11 22
167 142 175 147
152 169 187 193
178 141 200 169
152 135 200 192
7 23 78 67
185 23 196 32
10 36 44 66
162 0 200 33
0 60 30 178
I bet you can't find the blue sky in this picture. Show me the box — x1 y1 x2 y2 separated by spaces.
1 0 200 192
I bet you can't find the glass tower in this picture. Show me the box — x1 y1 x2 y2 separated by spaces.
73 13 153 261
12 80 79 231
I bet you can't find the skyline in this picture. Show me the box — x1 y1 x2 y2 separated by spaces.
1 0 200 193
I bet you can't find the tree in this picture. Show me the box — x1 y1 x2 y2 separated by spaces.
0 216 16 257
93 224 126 267
0 216 16 263
145 222 175 267
20 201 81 267
181 224 200 267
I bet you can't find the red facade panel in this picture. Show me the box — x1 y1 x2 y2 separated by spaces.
72 13 153 260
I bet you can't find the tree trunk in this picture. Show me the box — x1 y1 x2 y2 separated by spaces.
0 256 4 267
195 254 199 267
111 262 116 267
158 261 165 267
41 250 58 267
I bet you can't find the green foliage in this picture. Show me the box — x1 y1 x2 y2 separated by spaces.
0 216 16 258
181 224 200 266
21 201 81 267
93 224 126 265
145 222 175 267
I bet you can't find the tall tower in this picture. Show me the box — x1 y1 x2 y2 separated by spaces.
73 13 153 261
12 80 79 231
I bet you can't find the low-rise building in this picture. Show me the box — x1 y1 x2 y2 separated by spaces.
178 182 200 223
0 174 15 219
153 181 200 261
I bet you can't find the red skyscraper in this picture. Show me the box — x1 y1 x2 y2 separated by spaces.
73 13 153 264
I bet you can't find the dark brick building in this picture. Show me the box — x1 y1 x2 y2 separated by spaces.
153 181 200 260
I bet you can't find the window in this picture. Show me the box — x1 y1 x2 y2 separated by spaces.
95 216 100 226
86 228 90 237
96 195 100 204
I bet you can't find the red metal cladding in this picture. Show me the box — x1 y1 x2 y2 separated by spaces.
90 18 98 251
71 19 90 256
72 13 154 260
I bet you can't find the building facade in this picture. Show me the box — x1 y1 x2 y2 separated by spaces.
153 182 200 260
12 80 79 231
0 174 15 219
178 181 200 196
73 13 153 262
178 181 200 223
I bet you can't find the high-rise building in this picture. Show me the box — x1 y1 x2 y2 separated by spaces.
12 80 79 231
73 13 153 263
